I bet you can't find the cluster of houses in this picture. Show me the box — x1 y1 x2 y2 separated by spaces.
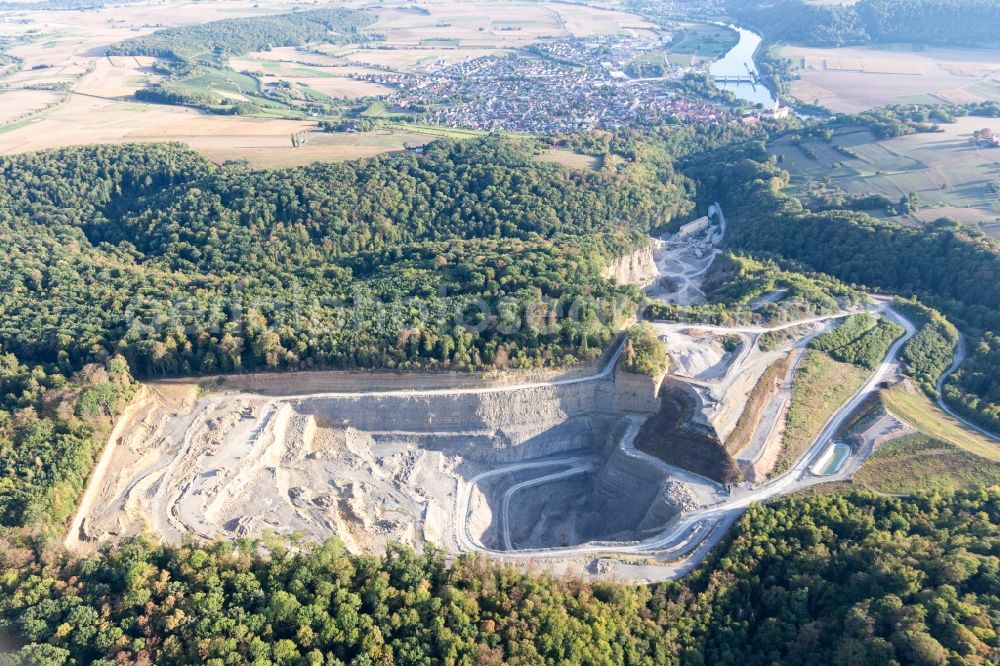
349 36 727 134
530 35 667 73
415 56 722 133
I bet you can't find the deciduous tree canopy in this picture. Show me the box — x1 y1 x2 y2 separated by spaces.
1 489 996 665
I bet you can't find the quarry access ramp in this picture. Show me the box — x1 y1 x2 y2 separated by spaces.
454 300 917 577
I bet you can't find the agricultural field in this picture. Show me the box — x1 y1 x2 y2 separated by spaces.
0 0 665 164
367 1 654 50
0 88 63 123
664 23 738 66
534 148 602 171
229 53 394 98
74 56 158 98
0 0 314 149
770 116 1000 237
197 128 438 168
0 94 334 164
330 47 505 73
781 43 1000 113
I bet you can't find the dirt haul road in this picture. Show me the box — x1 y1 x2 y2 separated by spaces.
455 300 915 573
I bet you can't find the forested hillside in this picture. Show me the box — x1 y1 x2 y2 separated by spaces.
107 7 373 61
0 136 689 533
1 489 996 664
686 142 1000 431
726 0 1000 47
0 356 135 529
0 138 688 377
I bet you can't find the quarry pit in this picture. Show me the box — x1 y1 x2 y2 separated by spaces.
70 206 897 580
68 365 723 562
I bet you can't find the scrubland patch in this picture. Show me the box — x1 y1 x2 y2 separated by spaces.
774 350 867 476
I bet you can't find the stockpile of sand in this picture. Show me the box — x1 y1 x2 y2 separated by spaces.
662 330 727 378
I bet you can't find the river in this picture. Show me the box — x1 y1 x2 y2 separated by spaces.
708 25 776 108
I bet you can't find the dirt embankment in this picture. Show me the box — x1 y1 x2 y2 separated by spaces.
64 381 199 550
634 389 742 484
155 350 616 397
725 353 793 456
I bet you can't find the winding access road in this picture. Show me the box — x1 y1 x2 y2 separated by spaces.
934 334 1000 443
455 299 917 571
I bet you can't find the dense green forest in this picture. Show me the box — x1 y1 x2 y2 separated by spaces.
621 325 668 377
896 300 960 398
0 138 688 377
1 489 996 664
107 8 373 62
809 314 905 370
725 0 1000 47
0 355 135 529
851 102 1000 139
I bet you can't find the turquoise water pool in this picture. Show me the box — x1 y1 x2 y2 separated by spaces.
811 442 851 476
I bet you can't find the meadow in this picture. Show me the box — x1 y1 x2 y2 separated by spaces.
665 23 738 65
197 128 438 168
771 116 1000 237
853 431 1000 493
879 384 1000 462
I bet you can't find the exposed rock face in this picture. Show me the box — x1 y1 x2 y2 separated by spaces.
292 381 620 463
706 360 770 444
613 370 663 414
74 371 687 555
605 241 662 288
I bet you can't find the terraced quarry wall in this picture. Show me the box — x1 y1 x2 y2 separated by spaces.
70 369 684 556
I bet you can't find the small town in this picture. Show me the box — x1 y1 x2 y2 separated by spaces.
353 36 726 133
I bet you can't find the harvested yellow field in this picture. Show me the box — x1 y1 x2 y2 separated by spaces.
0 89 64 123
544 2 656 36
534 149 601 171
127 114 311 139
199 129 436 168
939 62 1000 77
783 44 1000 112
820 58 924 75
4 67 77 88
341 48 498 72
932 88 986 105
0 95 309 155
74 56 157 99
369 0 645 48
